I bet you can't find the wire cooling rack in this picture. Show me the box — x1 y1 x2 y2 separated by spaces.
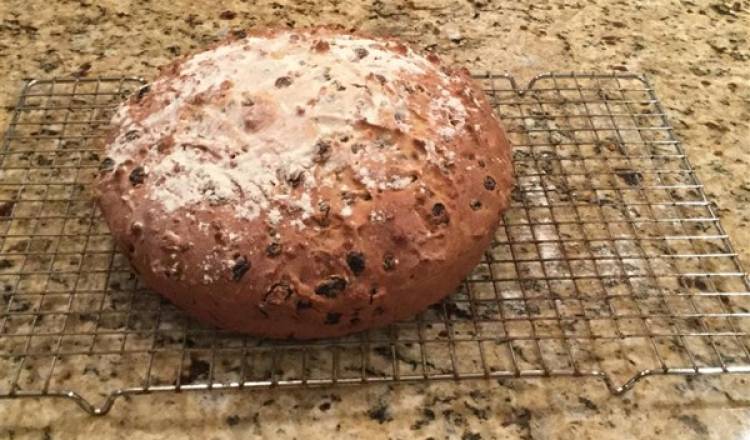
1 73 749 416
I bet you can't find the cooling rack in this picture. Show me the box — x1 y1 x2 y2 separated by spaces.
1 72 749 416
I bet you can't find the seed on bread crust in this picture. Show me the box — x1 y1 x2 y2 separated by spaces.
346 251 366 275
315 276 347 298
231 256 250 281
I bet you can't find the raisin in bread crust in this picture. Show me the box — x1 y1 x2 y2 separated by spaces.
96 27 513 339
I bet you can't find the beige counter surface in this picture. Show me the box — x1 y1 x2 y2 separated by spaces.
0 1 749 438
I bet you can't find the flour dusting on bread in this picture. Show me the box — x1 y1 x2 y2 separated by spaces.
104 30 469 228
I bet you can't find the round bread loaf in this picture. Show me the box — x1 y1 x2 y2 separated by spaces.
96 28 513 339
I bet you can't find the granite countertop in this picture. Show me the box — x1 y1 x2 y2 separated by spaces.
1 1 749 439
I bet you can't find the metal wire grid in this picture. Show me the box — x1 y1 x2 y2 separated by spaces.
0 73 748 416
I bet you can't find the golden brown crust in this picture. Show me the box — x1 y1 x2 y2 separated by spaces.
96 28 513 339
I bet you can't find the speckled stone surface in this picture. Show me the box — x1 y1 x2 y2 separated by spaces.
1 1 749 439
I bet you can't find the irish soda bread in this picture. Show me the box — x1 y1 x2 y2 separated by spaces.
96 28 513 339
